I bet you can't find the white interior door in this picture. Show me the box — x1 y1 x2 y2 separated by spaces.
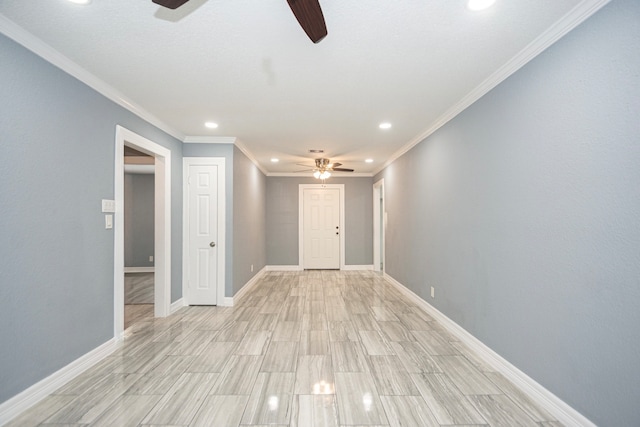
303 188 340 269
186 164 221 305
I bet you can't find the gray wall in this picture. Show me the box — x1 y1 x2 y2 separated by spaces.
0 34 183 403
232 146 267 295
374 1 640 425
124 173 155 267
266 177 373 266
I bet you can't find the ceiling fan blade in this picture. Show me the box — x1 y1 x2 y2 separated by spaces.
332 168 354 172
330 162 342 168
294 168 316 173
152 0 190 9
296 163 315 167
286 0 328 43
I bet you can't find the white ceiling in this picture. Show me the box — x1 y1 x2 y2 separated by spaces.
0 0 606 174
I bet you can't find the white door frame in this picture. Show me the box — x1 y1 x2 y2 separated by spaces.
373 178 385 273
299 184 345 270
182 157 226 306
114 125 171 340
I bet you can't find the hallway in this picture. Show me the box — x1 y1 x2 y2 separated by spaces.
7 271 560 426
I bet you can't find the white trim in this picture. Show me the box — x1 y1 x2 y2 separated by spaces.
183 136 237 144
222 297 234 306
374 0 611 176
234 139 269 175
383 273 596 427
342 265 374 271
115 126 172 341
0 339 117 425
170 298 186 314
124 267 155 273
0 17 183 142
267 172 374 178
182 157 226 307
372 178 386 273
298 184 346 270
226 266 267 306
265 265 304 271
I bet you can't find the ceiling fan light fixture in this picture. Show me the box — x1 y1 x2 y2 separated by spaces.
467 0 496 11
313 170 331 180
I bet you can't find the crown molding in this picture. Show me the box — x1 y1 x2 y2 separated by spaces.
374 0 611 176
182 136 237 144
182 136 268 175
0 16 185 142
267 172 373 178
234 139 268 175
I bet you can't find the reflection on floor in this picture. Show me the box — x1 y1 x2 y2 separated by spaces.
125 272 154 330
125 304 153 330
6 271 562 426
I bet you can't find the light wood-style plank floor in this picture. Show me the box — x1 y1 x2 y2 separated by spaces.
124 272 155 329
7 270 562 426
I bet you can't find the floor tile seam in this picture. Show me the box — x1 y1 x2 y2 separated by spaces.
464 393 547 426
486 384 560 424
410 373 493 426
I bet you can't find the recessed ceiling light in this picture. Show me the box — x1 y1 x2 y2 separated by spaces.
67 0 91 4
365 159 374 163
271 158 279 163
379 122 392 130
204 122 218 129
467 0 496 11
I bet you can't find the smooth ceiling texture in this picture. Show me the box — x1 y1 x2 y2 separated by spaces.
0 0 592 173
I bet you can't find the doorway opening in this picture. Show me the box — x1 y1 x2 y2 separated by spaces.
123 147 155 329
114 126 172 340
373 179 385 273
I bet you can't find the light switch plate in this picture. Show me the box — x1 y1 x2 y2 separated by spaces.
102 199 116 213
105 214 113 229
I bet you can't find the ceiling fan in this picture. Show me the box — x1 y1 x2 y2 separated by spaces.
152 0 328 43
297 158 355 180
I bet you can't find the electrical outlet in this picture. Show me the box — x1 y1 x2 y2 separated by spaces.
430 286 435 298
149 256 154 262
251 264 254 272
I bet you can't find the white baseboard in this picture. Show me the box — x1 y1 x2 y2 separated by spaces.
170 298 185 314
0 338 117 425
265 265 303 271
342 265 374 271
226 267 267 306
383 273 595 427
124 267 154 273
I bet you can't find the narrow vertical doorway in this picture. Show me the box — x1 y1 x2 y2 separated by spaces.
123 148 155 329
373 179 385 273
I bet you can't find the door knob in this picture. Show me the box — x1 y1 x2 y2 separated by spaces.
210 242 216 247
